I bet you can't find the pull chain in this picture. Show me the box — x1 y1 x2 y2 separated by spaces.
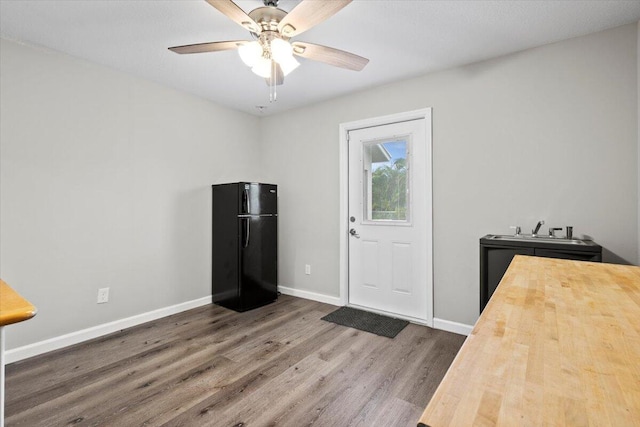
269 60 277 102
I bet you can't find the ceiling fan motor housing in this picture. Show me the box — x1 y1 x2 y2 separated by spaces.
248 6 288 35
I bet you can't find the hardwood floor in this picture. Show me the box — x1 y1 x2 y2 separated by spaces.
5 295 465 427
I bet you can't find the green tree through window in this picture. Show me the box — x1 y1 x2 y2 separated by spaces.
371 157 407 220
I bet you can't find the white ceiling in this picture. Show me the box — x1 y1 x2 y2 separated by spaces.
1 1 639 116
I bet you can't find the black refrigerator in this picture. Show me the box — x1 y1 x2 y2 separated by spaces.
212 182 278 312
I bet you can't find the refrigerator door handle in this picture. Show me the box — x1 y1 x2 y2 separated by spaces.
243 218 250 248
242 188 249 214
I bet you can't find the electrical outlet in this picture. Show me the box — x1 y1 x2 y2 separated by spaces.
97 287 109 304
305 264 311 275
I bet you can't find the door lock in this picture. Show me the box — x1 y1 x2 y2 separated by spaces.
349 228 360 238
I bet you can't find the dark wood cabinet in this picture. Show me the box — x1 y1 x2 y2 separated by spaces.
480 235 601 313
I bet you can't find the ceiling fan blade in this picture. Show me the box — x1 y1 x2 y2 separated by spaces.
292 42 368 71
168 40 247 54
264 62 285 86
205 0 261 33
278 0 351 37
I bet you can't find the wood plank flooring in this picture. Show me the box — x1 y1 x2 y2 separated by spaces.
5 295 465 427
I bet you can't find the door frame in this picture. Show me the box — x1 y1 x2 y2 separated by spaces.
339 108 433 326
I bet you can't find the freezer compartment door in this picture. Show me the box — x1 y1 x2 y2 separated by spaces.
240 183 278 216
239 215 278 311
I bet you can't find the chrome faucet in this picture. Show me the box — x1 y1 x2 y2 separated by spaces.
532 220 545 236
548 227 562 238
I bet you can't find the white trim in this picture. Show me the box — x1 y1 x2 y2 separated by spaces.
339 108 434 326
339 122 350 306
278 285 342 306
279 288 474 337
5 296 212 364
433 318 474 336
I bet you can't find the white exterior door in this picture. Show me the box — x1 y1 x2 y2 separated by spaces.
347 117 432 322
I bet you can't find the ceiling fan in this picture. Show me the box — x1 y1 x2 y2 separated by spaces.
169 0 369 100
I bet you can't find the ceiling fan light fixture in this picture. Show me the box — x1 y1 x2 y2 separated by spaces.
270 37 299 76
270 38 292 62
238 41 263 67
251 56 272 78
278 54 300 76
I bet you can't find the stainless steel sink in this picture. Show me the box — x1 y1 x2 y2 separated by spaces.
485 234 587 245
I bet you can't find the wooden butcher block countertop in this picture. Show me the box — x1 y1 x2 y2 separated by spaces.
418 255 640 427
0 279 37 327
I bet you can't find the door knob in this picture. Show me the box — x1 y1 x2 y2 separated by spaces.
349 228 360 238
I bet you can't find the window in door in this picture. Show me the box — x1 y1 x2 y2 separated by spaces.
362 137 410 223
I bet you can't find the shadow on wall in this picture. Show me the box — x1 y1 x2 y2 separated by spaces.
601 248 634 265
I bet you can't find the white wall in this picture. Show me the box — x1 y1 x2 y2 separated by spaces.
0 39 261 349
1 22 637 350
261 24 639 326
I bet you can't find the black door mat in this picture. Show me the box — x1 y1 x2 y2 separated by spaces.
321 306 409 338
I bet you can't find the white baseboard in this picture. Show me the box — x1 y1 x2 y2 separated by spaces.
5 293 472 363
433 318 474 336
5 296 212 364
278 287 474 336
278 285 342 306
